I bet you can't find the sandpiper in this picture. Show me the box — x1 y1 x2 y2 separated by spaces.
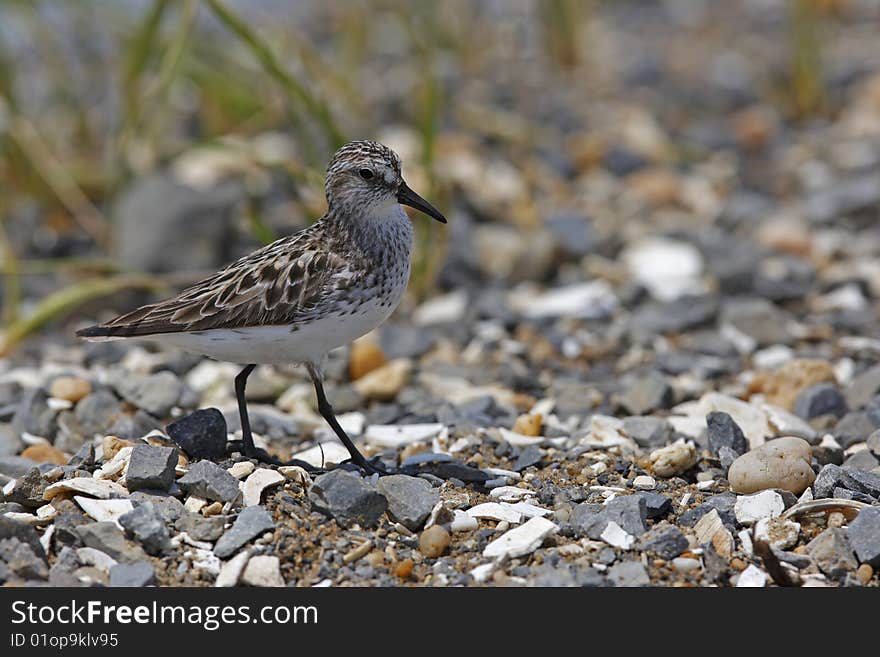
77 140 446 474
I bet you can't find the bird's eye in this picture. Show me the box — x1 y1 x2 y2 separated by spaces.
358 168 374 180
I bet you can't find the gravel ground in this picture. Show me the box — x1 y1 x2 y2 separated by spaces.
2 2 880 587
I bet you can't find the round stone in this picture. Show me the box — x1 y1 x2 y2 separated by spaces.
728 436 815 494
419 525 451 558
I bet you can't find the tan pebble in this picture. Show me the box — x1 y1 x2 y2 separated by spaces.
827 512 845 528
366 551 385 568
419 525 451 558
202 502 223 516
343 540 373 564
856 563 873 585
728 436 815 494
102 436 134 462
49 376 92 403
353 358 411 401
793 545 808 555
649 441 698 477
756 359 836 410
394 558 414 579
349 339 386 381
21 444 68 465
729 558 747 572
512 413 542 437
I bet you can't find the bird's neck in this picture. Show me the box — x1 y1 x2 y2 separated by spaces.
324 203 413 258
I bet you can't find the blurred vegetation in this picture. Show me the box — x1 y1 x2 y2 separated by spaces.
0 0 849 353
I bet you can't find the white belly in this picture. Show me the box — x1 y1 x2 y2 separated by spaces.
150 298 394 364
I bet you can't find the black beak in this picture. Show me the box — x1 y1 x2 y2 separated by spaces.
397 180 447 223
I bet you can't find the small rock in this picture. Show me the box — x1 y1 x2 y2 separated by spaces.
308 469 388 528
20 444 68 465
758 359 836 410
618 372 673 415
0 537 48 580
845 363 880 410
694 508 726 546
6 468 47 508
241 555 285 587
177 460 241 503
794 383 848 420
213 506 275 559
833 411 880 449
76 522 147 563
632 475 656 490
842 450 879 472
0 516 45 561
353 359 412 401
604 495 647 536
116 371 182 417
74 497 134 526
622 416 671 448
649 441 698 477
241 468 285 507
600 521 635 549
215 551 250 587
483 516 557 559
349 339 386 381
118 503 172 555
377 475 439 531
856 563 874 586
228 461 255 479
754 516 800 550
848 507 880 567
607 561 650 587
43 477 128 501
706 411 749 457
736 564 766 587
806 528 858 579
866 429 880 457
129 490 184 523
125 445 178 492
109 561 155 587
419 525 451 558
175 512 226 542
728 436 815 494
49 377 92 404
512 413 542 437
635 491 672 519
734 490 785 525
671 557 702 574
642 522 689 559
166 408 227 460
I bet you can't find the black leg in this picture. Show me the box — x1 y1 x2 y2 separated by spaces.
306 363 386 475
233 364 318 472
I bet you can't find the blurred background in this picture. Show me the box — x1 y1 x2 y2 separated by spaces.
1 0 879 356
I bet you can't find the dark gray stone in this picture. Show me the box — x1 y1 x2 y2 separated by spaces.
622 416 670 448
118 503 172 555
607 561 650 587
0 456 39 479
706 411 748 457
53 512 90 549
813 463 844 498
806 528 857 579
76 522 148 563
175 512 226 542
177 460 240 503
634 491 672 519
513 445 544 471
309 469 388 528
848 507 880 567
126 445 178 492
629 295 718 338
618 372 673 415
0 516 46 561
74 390 123 435
720 297 791 346
116 371 182 418
842 449 880 473
604 495 648 536
640 522 689 559
6 468 47 508
833 411 880 449
0 537 48 581
67 443 95 468
166 408 228 460
213 505 275 558
568 503 608 539
109 561 155 587
845 363 880 410
11 388 55 440
794 383 847 420
376 475 438 531
129 490 185 523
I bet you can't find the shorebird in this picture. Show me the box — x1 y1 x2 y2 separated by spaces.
77 140 446 474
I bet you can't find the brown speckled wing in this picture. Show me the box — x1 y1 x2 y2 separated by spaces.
78 228 357 338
